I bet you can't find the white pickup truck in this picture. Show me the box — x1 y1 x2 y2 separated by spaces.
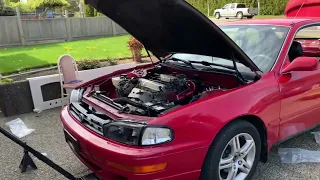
214 3 258 19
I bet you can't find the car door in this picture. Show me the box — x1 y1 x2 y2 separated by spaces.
278 38 320 140
220 4 230 16
229 4 237 16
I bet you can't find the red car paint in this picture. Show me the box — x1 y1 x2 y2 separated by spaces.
61 18 320 180
296 39 320 57
285 0 320 18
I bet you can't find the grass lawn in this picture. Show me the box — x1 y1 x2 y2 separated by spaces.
0 35 134 74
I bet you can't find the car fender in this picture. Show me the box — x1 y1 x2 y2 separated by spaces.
214 9 222 13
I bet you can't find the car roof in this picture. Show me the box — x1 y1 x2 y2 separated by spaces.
220 18 320 26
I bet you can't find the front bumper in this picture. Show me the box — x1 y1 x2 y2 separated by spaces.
60 106 207 180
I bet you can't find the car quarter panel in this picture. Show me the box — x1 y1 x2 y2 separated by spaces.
149 72 281 152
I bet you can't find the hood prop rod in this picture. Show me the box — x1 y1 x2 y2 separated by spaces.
145 47 155 67
231 51 247 85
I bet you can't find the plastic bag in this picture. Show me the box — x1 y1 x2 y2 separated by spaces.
278 148 320 164
311 132 320 144
5 118 35 138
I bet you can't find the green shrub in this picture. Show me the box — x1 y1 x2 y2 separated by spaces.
0 78 13 84
77 59 101 70
74 11 81 17
0 6 16 16
106 58 118 65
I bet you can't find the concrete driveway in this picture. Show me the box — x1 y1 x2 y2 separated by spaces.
1 108 320 180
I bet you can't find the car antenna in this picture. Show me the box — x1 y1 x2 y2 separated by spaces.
144 47 155 67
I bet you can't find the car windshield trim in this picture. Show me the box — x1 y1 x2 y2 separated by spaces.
166 25 290 73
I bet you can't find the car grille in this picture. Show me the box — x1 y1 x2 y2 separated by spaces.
69 102 112 135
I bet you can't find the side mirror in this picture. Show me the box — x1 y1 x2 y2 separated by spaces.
282 57 319 74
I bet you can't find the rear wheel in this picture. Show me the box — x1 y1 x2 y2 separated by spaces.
237 12 244 19
215 12 221 19
200 120 261 180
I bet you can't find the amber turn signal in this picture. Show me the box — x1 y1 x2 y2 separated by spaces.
107 161 167 174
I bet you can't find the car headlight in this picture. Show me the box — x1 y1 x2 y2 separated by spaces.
103 121 173 146
141 127 173 145
104 121 144 146
69 88 84 103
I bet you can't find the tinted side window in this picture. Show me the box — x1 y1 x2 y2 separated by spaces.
237 4 246 8
294 25 320 58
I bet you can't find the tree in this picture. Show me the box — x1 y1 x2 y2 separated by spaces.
9 2 34 12
65 0 80 13
84 4 94 17
28 0 70 17
0 0 5 6
28 0 70 10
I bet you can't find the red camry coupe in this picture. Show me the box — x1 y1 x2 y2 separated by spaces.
60 0 320 180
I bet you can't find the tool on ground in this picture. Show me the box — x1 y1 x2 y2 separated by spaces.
0 126 101 180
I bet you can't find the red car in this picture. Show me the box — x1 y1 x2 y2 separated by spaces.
60 0 320 180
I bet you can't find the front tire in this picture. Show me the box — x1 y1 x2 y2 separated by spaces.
237 12 244 19
215 12 221 19
200 120 261 180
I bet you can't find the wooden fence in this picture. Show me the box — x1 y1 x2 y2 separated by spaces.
0 11 128 47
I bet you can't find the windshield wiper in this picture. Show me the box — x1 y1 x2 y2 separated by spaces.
191 58 247 84
188 60 235 71
166 56 247 84
167 57 197 69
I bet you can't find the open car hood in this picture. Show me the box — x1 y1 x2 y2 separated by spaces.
285 0 320 17
84 0 260 72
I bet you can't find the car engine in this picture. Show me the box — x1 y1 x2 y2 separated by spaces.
109 70 226 117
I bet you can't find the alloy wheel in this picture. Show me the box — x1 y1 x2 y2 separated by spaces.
218 133 256 180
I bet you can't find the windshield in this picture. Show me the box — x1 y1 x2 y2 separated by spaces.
170 25 290 72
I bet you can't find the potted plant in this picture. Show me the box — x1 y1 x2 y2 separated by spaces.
127 36 144 63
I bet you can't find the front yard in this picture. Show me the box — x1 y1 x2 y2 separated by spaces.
0 35 134 75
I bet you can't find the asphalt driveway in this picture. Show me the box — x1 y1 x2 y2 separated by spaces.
1 108 320 180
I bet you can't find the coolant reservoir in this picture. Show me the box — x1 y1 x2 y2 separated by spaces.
111 76 122 88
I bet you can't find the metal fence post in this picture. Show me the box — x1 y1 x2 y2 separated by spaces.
15 7 25 46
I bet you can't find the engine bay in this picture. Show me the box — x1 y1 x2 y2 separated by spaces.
89 66 233 117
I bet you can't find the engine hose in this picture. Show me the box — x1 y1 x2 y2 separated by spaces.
113 97 147 109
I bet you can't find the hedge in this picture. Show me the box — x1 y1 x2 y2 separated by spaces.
186 0 289 16
0 6 16 16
